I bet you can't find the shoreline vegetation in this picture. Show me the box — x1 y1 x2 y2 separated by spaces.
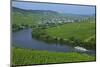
12 47 95 66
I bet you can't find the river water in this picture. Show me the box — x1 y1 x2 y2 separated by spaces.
12 29 96 55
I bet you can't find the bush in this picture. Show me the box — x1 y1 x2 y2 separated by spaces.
84 37 96 50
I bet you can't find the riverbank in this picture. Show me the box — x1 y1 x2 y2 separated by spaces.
12 47 95 66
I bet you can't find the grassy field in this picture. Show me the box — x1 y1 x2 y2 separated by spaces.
45 22 95 41
12 47 95 66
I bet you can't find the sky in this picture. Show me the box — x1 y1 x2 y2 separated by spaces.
12 1 95 15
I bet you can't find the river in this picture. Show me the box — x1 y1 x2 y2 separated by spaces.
12 29 96 55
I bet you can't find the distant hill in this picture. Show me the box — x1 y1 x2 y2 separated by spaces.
12 7 59 14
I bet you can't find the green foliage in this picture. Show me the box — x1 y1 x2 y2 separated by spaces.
84 36 96 50
12 23 30 32
32 27 47 39
12 48 95 66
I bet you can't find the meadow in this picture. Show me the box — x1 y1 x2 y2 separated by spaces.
12 47 95 66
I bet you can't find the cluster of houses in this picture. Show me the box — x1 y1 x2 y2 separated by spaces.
38 16 74 25
37 15 90 25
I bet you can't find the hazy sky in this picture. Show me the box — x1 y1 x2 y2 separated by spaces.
12 1 95 15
